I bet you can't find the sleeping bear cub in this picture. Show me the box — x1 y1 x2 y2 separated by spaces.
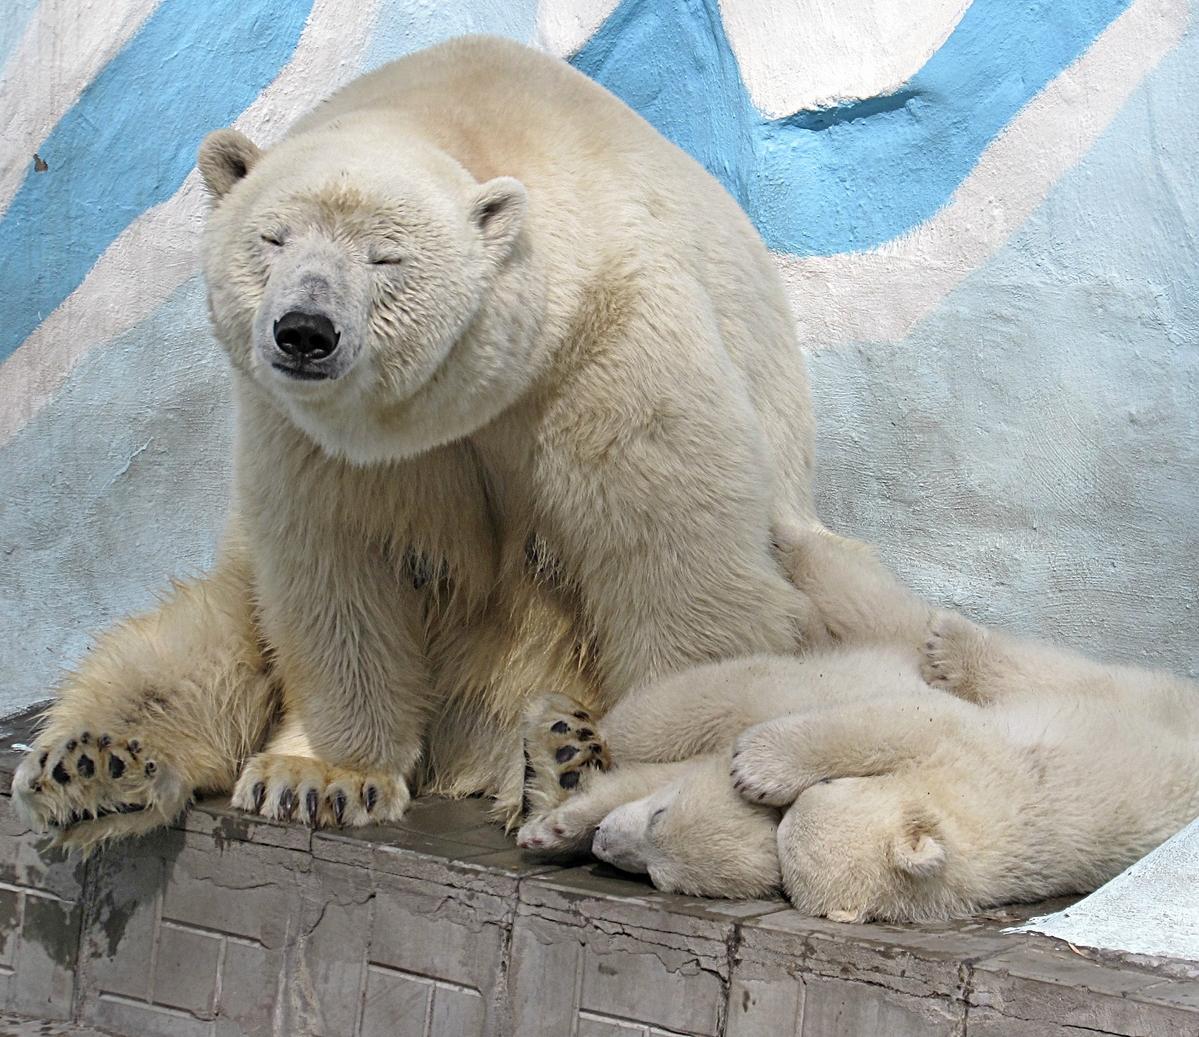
519 531 1199 922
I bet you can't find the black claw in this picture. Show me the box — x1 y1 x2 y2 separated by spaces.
588 743 603 754
98 735 112 749
332 790 347 824
80 732 91 745
364 785 379 813
305 789 319 826
144 761 157 777
51 761 71 785
127 739 141 756
559 771 580 791
554 745 579 763
76 754 95 778
278 787 297 819
65 739 77 752
576 728 594 741
550 720 570 734
572 711 590 721
252 781 267 811
108 755 126 779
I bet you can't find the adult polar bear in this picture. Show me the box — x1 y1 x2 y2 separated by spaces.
15 36 819 847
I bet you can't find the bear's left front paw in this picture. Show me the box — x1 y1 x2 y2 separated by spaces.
730 719 810 807
231 754 410 827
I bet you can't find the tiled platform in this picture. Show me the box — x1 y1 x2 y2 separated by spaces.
1 709 1195 1037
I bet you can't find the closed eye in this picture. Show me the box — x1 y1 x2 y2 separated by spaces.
370 256 404 266
648 806 667 828
260 234 284 247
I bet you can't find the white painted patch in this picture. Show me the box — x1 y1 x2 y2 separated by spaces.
1010 816 1199 962
0 0 380 448
719 0 972 117
534 0 620 57
0 0 162 216
776 0 1188 347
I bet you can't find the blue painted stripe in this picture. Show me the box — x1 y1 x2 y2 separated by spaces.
0 0 39 72
0 0 313 362
571 0 1131 255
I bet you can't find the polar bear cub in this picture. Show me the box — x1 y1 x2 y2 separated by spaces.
519 532 1199 922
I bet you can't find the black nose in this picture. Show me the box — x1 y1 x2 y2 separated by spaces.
273 311 339 360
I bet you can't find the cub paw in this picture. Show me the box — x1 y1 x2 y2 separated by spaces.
920 612 985 700
521 693 610 819
730 719 808 807
13 729 189 850
230 754 410 827
515 798 598 856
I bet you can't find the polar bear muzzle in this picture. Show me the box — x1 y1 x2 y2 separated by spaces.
272 311 341 379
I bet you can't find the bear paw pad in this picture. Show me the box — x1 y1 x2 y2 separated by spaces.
13 729 187 848
521 693 610 819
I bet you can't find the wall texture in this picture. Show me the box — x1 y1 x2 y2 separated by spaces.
1 0 1196 715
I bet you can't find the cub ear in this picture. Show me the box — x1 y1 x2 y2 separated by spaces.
470 177 527 260
198 129 262 200
890 808 946 877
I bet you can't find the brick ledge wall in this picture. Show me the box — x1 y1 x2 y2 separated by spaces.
1 708 1196 1037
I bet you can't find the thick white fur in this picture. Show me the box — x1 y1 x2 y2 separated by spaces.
525 530 1199 922
14 37 820 848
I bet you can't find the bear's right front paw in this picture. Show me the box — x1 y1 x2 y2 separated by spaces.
730 719 811 807
231 754 410 827
13 730 189 850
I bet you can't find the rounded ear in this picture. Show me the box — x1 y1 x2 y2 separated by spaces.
890 809 946 877
198 129 262 200
470 177 527 260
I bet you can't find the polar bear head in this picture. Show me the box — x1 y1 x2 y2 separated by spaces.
197 122 537 462
778 775 958 924
591 758 781 899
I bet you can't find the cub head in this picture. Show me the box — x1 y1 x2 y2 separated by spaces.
779 775 962 924
591 759 781 899
197 123 534 461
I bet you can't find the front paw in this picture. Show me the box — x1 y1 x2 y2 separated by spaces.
230 754 410 827
13 728 189 850
920 612 986 700
730 719 809 807
515 799 599 856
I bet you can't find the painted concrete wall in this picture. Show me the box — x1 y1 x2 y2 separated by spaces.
1 0 1196 715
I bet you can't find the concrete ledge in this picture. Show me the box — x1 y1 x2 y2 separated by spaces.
1 709 1196 1037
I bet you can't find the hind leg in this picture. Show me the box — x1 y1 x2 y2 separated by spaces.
14 544 276 852
773 525 932 649
518 694 611 821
